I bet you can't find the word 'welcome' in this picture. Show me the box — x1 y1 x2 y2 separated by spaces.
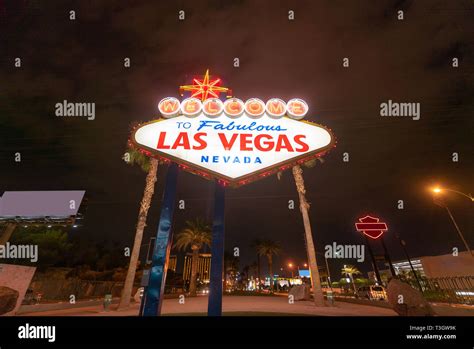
158 97 308 120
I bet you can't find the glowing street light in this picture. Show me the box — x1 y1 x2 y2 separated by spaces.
287 263 294 278
431 185 473 257
432 186 474 201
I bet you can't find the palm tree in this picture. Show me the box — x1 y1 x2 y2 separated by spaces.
118 147 159 309
290 159 326 306
0 223 17 245
249 261 258 290
251 239 263 290
242 265 250 283
341 265 361 294
224 251 240 292
256 239 281 293
174 218 211 296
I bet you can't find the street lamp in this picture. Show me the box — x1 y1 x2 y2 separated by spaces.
287 263 294 278
431 186 473 257
432 187 474 202
315 252 332 291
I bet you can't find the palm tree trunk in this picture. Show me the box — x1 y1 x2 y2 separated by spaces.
189 247 199 296
351 275 357 294
0 223 17 245
292 165 325 306
118 158 158 309
257 254 261 291
223 271 227 293
267 255 273 293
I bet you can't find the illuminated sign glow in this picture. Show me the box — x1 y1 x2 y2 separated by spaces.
133 70 335 187
179 69 230 101
158 97 309 120
355 216 388 240
132 111 334 186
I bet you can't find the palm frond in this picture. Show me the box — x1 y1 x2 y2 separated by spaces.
174 218 212 252
256 239 282 257
303 157 324 169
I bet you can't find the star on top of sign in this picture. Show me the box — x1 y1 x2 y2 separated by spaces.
180 69 231 101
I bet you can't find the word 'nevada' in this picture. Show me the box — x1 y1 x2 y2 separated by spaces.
158 97 308 120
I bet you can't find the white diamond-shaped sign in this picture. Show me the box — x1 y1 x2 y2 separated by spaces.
132 113 334 186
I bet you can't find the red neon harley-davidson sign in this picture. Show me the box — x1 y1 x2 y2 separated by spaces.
355 216 388 240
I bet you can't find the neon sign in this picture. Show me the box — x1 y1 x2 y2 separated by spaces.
132 70 335 187
158 97 308 120
355 216 388 240
179 69 230 101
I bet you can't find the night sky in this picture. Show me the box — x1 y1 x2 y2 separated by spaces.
1 1 473 278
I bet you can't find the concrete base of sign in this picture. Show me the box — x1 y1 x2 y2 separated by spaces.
387 279 436 316
289 284 311 301
0 286 19 315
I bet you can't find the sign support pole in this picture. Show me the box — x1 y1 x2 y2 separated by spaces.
381 237 396 278
143 162 178 316
364 236 382 285
396 234 423 292
207 181 226 316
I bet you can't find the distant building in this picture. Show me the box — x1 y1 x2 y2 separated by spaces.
392 251 474 278
392 259 424 276
168 255 177 272
183 253 211 283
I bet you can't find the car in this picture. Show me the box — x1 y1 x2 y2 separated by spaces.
356 285 387 301
197 285 210 295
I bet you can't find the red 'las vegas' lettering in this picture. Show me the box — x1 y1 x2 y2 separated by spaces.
218 133 309 152
239 134 253 151
156 132 170 149
294 135 309 152
193 132 207 150
157 132 208 150
275 135 294 152
254 134 274 151
159 132 310 152
172 132 190 149
218 133 239 150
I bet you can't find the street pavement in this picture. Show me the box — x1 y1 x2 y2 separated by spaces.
20 295 398 316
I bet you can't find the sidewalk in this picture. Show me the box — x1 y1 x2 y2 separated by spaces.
19 295 398 316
